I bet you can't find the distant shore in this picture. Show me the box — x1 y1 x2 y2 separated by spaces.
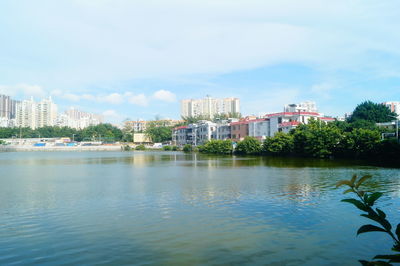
0 145 122 152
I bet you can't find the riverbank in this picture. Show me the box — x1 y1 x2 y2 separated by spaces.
0 145 122 152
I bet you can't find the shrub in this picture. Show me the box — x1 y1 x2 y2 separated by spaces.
172 146 180 151
235 136 262 155
198 139 233 154
182 144 193 152
123 145 132 151
263 132 294 155
135 144 146 150
162 145 172 151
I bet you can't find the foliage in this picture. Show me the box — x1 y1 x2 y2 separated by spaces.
198 139 233 154
181 115 211 125
172 146 180 151
182 144 193 152
162 145 172 151
121 119 134 142
122 145 132 151
337 175 400 265
0 139 5 145
212 112 242 122
292 119 342 158
348 101 397 123
263 132 294 155
235 136 262 155
0 124 123 142
135 144 146 150
145 124 172 143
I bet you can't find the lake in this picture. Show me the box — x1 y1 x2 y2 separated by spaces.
0 151 399 265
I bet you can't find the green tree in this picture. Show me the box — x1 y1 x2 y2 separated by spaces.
145 124 172 143
235 136 262 155
348 101 396 123
182 144 193 152
198 139 233 154
292 119 343 158
263 132 294 155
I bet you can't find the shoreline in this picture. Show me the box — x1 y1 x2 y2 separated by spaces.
0 145 123 152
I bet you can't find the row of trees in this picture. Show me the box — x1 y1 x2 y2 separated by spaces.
196 101 400 165
0 124 126 142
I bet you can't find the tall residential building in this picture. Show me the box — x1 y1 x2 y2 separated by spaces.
36 97 58 128
57 107 103 129
0 94 19 119
15 97 37 128
15 97 58 129
180 96 240 118
383 101 400 118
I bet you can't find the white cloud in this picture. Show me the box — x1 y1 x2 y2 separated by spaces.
153 90 176 102
0 84 46 98
3 0 400 85
100 93 124 104
127 93 148 106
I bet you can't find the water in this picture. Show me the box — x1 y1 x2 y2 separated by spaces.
0 151 399 265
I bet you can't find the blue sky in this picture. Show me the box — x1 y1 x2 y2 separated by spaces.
1 0 400 123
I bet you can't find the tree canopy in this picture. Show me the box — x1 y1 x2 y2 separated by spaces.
348 101 396 123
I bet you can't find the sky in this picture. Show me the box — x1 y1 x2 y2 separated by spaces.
0 0 400 123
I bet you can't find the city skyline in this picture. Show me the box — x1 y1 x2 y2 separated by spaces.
1 1 400 122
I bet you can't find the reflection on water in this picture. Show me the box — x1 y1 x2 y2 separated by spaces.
0 151 399 265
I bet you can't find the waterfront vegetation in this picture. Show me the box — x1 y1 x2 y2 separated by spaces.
337 175 400 265
197 119 399 165
0 124 125 142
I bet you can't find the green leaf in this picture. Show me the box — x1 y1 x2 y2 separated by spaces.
360 213 392 231
396 223 400 240
357 224 386 235
355 174 372 189
350 174 357 186
367 192 383 206
342 198 368 211
374 254 400 262
376 208 386 219
343 188 353 194
336 180 353 188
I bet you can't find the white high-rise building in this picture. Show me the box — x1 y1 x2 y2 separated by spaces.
15 97 58 129
181 96 240 118
56 107 103 129
36 97 58 127
16 97 37 129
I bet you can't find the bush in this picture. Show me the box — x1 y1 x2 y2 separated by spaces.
198 139 233 154
122 145 132 151
172 146 180 151
162 145 172 151
263 132 294 155
235 137 262 155
135 144 146 150
182 144 193 152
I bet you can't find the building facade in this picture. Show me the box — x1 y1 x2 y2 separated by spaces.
181 96 240 118
383 101 400 118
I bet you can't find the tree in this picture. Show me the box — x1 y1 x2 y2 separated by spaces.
198 139 233 154
348 101 397 123
235 137 262 155
145 124 172 143
263 132 294 155
292 119 343 158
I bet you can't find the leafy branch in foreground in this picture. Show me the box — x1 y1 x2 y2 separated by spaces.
337 175 400 265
